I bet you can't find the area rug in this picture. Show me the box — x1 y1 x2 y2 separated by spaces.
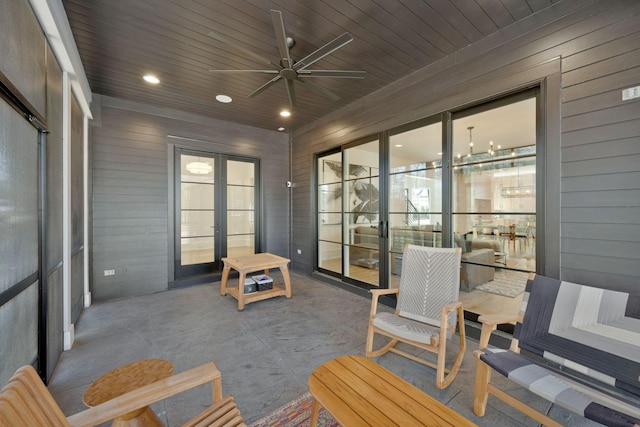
475 270 529 298
249 392 338 427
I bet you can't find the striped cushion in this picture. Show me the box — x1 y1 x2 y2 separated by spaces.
480 349 640 427
515 276 640 396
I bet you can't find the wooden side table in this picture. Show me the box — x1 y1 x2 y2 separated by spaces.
220 252 292 311
309 355 477 426
83 359 174 426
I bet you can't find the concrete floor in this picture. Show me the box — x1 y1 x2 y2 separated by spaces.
48 271 599 426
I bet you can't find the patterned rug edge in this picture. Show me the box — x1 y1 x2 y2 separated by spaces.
249 392 338 427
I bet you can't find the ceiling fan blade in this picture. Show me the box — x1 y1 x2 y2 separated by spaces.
209 69 279 74
293 33 353 71
248 75 282 98
285 79 297 109
298 70 366 78
207 30 273 66
270 10 293 69
297 79 340 102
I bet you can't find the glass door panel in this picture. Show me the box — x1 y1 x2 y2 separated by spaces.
180 155 215 266
226 160 255 257
452 96 536 308
344 140 380 287
388 121 442 288
318 153 343 274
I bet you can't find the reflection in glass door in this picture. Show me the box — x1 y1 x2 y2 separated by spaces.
452 93 537 316
344 140 380 287
316 139 381 288
316 89 539 304
175 151 258 280
388 120 443 288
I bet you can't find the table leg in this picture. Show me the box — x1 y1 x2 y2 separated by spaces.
212 376 222 404
309 397 320 427
220 265 231 296
112 406 163 427
280 263 292 299
237 271 246 311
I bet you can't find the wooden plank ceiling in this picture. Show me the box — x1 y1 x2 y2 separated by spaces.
62 0 559 132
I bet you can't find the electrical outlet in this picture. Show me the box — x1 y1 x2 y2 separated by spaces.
622 86 640 101
297 249 302 255
104 269 115 276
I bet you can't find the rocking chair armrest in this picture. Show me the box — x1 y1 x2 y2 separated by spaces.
67 362 222 427
440 301 463 324
439 301 465 341
441 301 463 314
369 288 399 317
370 288 399 297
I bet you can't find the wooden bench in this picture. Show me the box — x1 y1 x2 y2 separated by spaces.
473 274 640 427
309 355 476 426
0 361 246 427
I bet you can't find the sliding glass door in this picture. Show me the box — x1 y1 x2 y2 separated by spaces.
452 93 537 307
316 88 540 307
175 150 258 279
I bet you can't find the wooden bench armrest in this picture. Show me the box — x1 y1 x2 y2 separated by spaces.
477 313 523 326
67 362 222 427
475 313 523 351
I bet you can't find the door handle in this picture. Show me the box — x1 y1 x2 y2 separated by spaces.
379 221 388 239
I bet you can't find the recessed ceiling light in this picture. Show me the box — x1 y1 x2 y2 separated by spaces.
280 110 291 117
278 127 285 131
395 144 403 147
143 75 160 84
437 152 442 155
216 94 232 103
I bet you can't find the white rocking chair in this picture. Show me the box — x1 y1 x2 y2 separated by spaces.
365 245 466 389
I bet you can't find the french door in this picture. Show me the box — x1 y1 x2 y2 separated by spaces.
174 149 258 279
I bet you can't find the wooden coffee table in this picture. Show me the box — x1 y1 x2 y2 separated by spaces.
83 359 174 426
309 355 477 426
220 252 292 311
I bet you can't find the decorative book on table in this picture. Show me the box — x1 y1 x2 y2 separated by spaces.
252 275 273 291
244 278 257 294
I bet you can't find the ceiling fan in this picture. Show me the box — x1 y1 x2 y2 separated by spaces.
209 9 365 109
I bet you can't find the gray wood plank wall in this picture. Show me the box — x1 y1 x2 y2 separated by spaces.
290 0 640 292
90 96 289 301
